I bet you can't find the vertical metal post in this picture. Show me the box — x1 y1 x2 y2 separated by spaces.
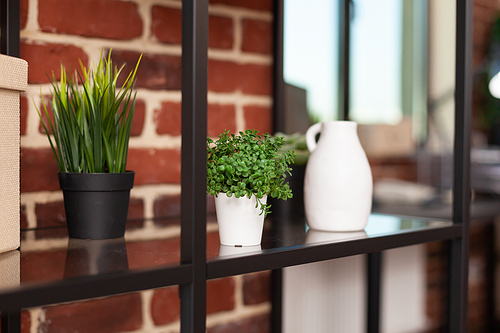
273 0 284 133
1 311 21 333
0 0 20 57
271 2 284 331
271 268 283 333
367 252 382 333
448 0 472 332
338 0 351 120
180 0 208 332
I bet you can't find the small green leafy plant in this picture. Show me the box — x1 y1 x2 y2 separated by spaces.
207 130 295 216
37 52 141 173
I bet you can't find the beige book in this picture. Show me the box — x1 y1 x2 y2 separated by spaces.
0 250 20 288
0 54 28 253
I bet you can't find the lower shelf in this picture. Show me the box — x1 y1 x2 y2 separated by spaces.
0 213 461 312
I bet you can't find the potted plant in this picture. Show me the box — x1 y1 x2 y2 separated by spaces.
207 129 295 246
37 52 141 240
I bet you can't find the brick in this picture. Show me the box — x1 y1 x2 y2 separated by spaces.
21 148 60 192
474 20 490 48
206 231 221 258
128 197 144 221
111 50 182 90
208 60 272 95
207 313 270 333
21 248 67 283
426 287 446 328
35 201 67 239
127 148 181 185
243 271 270 305
154 101 181 136
243 105 272 134
473 5 498 25
38 94 53 134
207 277 235 314
38 0 142 40
20 94 28 135
43 293 142 333
20 41 88 84
242 19 272 54
426 241 446 256
153 195 216 227
20 0 28 29
209 15 234 50
474 0 500 10
151 286 180 326
20 205 27 229
126 238 180 269
243 105 272 133
239 64 272 95
426 255 447 287
209 0 272 12
208 60 239 93
207 195 216 216
154 194 181 219
131 99 146 136
152 6 234 49
154 102 236 136
151 6 182 45
21 310 30 333
208 104 236 137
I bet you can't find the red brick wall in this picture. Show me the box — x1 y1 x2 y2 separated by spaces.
17 0 274 331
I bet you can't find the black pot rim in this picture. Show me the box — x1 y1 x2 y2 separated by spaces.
58 171 135 192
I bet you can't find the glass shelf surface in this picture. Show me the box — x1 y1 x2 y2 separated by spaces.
0 212 457 305
0 223 185 309
207 213 455 261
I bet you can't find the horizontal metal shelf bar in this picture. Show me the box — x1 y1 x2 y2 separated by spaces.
207 224 462 279
0 263 192 312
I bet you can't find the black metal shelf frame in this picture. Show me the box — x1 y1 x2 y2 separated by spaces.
0 0 472 332
0 264 192 312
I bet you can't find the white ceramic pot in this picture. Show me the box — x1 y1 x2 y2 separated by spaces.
214 194 267 246
219 244 262 257
304 121 373 231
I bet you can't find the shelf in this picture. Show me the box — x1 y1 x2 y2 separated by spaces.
206 214 461 279
0 227 190 312
0 212 461 312
373 196 500 221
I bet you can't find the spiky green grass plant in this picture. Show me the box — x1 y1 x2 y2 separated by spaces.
38 52 141 173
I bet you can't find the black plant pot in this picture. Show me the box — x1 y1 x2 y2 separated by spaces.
59 171 135 240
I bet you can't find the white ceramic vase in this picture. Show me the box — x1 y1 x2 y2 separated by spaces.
214 194 267 246
304 121 373 232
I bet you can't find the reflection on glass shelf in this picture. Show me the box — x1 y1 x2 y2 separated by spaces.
11 213 453 291
19 227 182 286
305 229 367 244
209 213 453 260
64 238 129 279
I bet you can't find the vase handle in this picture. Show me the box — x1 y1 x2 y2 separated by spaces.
305 122 322 153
